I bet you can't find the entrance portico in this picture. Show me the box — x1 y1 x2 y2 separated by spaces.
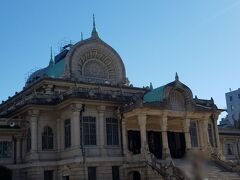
123 108 215 160
122 76 222 161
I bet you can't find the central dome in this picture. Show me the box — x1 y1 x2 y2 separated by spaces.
25 17 128 87
64 36 127 85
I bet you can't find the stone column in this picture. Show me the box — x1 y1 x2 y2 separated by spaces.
29 109 39 160
56 118 61 152
213 115 222 157
138 113 147 156
71 104 82 148
122 119 129 158
183 118 191 156
160 116 170 159
98 105 106 156
16 137 22 163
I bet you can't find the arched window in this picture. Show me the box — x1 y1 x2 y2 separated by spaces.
26 128 31 152
42 126 54 150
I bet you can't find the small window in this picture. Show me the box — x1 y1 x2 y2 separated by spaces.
44 170 53 180
42 126 54 150
112 166 120 180
230 96 233 101
88 167 96 180
227 144 233 155
62 176 69 180
106 118 119 145
64 119 71 148
26 128 31 152
189 122 198 147
83 116 96 145
0 141 13 158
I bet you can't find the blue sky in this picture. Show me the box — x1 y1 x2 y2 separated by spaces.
1 0 240 119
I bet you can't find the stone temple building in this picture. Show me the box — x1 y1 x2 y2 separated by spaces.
0 17 239 180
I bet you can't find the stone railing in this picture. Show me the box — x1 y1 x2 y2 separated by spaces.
145 153 188 180
211 153 240 173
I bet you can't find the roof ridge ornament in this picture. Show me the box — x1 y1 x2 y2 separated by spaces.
150 82 153 90
175 72 179 81
81 32 83 41
49 47 54 66
91 14 99 38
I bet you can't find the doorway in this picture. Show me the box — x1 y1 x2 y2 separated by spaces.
147 131 162 159
167 132 186 158
0 166 12 180
128 130 141 154
129 171 141 180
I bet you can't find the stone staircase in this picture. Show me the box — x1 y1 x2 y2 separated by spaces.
173 159 240 180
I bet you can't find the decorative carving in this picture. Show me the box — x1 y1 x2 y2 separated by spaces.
169 90 185 111
64 39 127 85
83 59 109 79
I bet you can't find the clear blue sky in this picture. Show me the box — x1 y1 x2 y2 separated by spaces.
1 0 240 120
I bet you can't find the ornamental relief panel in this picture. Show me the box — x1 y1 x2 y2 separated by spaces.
72 49 117 80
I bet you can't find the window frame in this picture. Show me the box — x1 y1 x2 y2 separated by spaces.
42 126 54 150
82 116 97 146
112 166 120 180
88 167 97 180
189 121 199 148
64 119 71 149
106 118 119 146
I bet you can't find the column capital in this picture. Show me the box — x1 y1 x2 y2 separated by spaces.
28 109 40 117
71 103 82 112
97 105 106 112
160 116 168 131
138 113 147 127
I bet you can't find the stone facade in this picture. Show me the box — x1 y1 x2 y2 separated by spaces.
0 20 227 180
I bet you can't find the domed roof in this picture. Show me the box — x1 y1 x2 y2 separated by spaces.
25 16 128 87
25 48 67 87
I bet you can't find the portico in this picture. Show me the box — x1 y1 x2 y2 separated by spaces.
122 76 222 161
123 108 216 160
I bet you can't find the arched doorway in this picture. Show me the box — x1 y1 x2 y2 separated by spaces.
128 171 141 180
0 166 12 180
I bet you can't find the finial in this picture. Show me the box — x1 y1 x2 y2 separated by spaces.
175 72 179 81
49 47 54 66
150 82 153 90
81 32 83 41
91 14 99 38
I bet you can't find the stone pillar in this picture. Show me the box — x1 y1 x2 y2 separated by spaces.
183 118 191 156
16 137 22 163
122 119 129 158
71 104 82 148
138 113 148 156
56 118 61 152
29 109 39 160
203 120 209 145
160 116 170 159
98 105 106 156
213 115 222 157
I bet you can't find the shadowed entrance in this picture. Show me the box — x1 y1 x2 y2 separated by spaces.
147 131 162 159
0 166 12 180
168 132 186 158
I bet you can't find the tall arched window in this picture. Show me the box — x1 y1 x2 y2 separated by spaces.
26 128 31 152
42 126 54 150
